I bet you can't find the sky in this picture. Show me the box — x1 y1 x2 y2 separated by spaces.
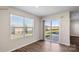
11 15 33 27
45 19 60 26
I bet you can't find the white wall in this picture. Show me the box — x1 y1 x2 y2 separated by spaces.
40 19 44 40
41 11 70 46
70 20 79 36
70 12 79 36
0 7 41 52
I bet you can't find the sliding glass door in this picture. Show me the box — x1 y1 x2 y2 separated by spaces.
44 19 60 43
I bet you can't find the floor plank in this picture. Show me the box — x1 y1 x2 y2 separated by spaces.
70 36 79 45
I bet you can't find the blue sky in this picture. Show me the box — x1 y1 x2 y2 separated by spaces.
45 19 60 26
11 15 33 27
52 19 60 26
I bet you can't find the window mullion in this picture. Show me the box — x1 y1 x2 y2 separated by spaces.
23 17 26 39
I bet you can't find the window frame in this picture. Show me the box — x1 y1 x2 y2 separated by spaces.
10 14 34 40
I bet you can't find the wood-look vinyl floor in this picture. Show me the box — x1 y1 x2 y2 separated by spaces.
13 40 79 52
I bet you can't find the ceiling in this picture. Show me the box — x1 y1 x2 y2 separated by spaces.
14 6 79 16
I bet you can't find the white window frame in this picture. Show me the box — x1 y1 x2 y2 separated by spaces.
10 14 34 40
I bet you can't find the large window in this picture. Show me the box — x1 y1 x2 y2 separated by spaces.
10 14 34 40
24 18 33 38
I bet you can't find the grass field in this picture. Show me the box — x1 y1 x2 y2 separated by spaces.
45 29 59 38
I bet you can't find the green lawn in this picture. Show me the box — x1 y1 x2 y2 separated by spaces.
45 29 59 37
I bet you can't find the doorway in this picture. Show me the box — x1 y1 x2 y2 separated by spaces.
44 19 60 43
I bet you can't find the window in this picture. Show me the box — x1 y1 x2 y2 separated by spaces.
10 15 24 39
10 14 34 40
24 18 34 38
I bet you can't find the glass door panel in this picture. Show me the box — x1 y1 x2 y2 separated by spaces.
44 20 51 40
51 19 60 43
